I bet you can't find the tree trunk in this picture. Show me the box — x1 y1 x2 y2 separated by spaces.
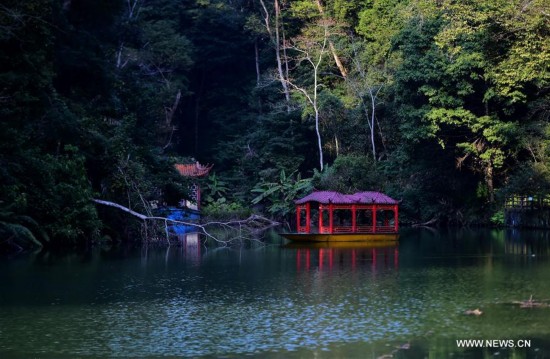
258 0 291 110
315 0 347 78
486 162 495 203
370 91 377 161
255 39 261 87
313 38 324 171
274 0 291 109
127 0 139 20
329 42 347 78
283 4 329 171
163 90 181 150
315 108 324 171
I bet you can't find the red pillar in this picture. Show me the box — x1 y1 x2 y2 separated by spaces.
394 204 399 232
352 204 357 233
372 204 377 233
306 202 311 233
319 205 323 233
296 205 301 232
329 203 334 234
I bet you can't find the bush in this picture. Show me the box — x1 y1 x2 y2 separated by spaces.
202 198 252 221
312 155 385 192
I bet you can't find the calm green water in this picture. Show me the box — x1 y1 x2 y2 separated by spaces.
1 228 550 358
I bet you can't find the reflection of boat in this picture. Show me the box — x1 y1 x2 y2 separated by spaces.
281 191 399 243
285 241 399 270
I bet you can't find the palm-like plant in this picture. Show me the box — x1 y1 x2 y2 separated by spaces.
251 170 313 220
204 173 229 203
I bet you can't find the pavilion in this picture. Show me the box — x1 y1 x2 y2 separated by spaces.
174 162 213 210
285 191 399 242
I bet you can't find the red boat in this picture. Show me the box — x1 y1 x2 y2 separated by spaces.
282 191 399 243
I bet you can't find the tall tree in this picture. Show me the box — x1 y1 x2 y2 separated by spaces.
423 0 549 202
282 0 352 171
258 0 292 109
346 0 411 161
0 0 105 246
284 16 332 171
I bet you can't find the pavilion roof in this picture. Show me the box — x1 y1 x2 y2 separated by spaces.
295 190 398 205
174 162 213 177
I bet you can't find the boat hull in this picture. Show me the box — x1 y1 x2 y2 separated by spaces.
281 232 399 242
283 241 398 249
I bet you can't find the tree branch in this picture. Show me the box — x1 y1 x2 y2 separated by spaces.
92 199 280 243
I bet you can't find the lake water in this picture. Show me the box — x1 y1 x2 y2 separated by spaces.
1 228 550 358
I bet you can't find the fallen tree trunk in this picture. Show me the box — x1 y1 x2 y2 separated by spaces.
92 199 280 244
92 199 149 220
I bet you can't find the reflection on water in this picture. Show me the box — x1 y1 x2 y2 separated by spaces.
1 229 550 358
505 229 550 256
288 242 399 272
175 232 202 265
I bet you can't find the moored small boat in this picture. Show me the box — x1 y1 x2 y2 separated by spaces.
281 190 399 243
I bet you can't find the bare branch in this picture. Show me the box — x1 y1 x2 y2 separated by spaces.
282 18 332 171
92 199 280 244
258 0 291 109
93 199 148 220
258 0 272 37
127 0 140 20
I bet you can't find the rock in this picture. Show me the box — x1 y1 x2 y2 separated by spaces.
464 308 483 316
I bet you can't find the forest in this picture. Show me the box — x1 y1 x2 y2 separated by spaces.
1 0 549 249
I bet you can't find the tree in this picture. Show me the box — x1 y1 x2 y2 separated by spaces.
345 41 385 161
284 0 347 171
345 0 410 161
389 13 486 224
424 0 548 202
314 0 348 78
436 0 550 105
0 1 105 246
257 0 291 108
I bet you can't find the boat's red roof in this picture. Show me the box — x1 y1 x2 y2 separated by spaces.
295 191 398 205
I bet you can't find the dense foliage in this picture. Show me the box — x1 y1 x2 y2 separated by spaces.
1 0 549 249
